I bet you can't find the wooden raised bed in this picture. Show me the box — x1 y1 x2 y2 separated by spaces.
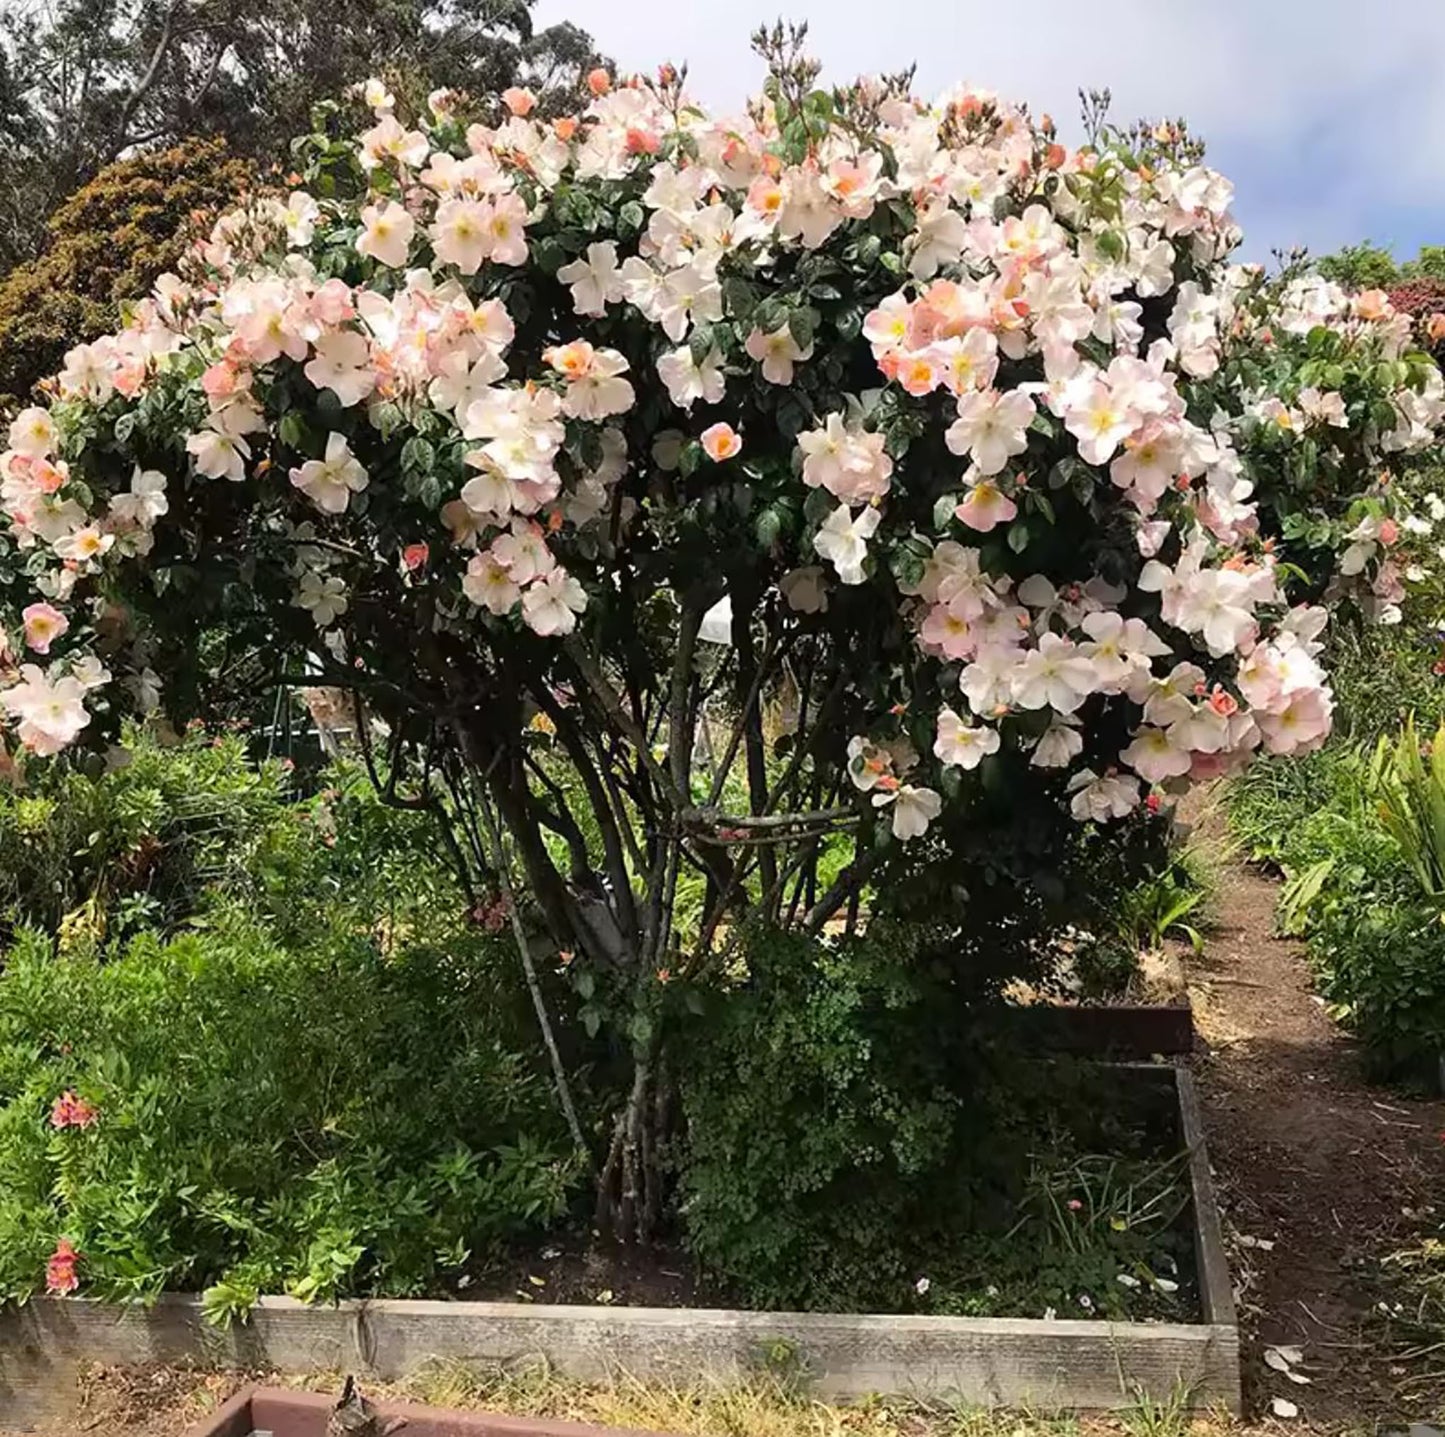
1009 1000 1196 1058
0 1069 1237 1427
187 1384 671 1436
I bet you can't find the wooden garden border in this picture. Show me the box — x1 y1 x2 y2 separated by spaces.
1014 1001 1195 1058
0 1068 1238 1426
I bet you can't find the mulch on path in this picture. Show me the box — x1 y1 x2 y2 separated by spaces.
1188 853 1445 1425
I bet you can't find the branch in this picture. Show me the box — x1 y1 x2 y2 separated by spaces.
763 667 847 814
113 0 187 155
681 806 857 842
666 594 705 798
706 613 787 808
563 638 683 811
521 749 594 884
474 789 594 1171
731 589 777 902
184 36 229 118
803 847 886 936
538 694 641 945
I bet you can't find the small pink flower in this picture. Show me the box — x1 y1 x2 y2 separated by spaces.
46 1239 80 1295
22 603 68 655
470 894 510 934
501 87 536 117
201 360 245 399
586 68 612 96
50 1090 98 1129
1379 518 1400 547
1207 685 1239 718
1068 1199 1083 1212
700 423 742 462
401 542 430 572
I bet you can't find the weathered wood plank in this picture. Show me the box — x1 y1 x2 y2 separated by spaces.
0 1294 1238 1419
1177 1066 1238 1335
1009 1003 1195 1058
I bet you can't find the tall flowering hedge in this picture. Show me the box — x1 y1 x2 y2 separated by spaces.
2 37 1443 1227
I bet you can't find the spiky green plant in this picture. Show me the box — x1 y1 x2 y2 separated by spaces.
1370 716 1445 902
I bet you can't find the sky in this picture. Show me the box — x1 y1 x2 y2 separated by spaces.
533 0 1445 265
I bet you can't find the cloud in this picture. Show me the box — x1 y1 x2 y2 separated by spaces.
536 0 1445 261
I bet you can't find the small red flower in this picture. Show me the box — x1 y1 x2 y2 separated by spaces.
1068 1199 1083 1212
401 542 430 572
50 1090 98 1129
45 1240 80 1295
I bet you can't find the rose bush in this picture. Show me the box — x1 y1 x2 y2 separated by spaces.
2 26 1442 1231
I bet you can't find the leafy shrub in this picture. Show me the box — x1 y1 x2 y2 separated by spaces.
0 139 257 410
1228 722 1445 1077
678 923 1194 1316
0 726 292 946
0 915 577 1315
0 720 486 961
1309 892 1445 1078
1325 617 1445 746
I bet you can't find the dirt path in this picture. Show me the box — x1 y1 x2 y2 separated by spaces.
1188 855 1445 1424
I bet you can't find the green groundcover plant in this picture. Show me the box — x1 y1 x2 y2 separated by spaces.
0 917 577 1316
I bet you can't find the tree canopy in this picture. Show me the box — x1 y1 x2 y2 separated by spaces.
0 0 603 274
1315 240 1445 293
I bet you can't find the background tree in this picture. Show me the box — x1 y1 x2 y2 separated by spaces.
0 0 603 274
1315 241 1445 294
0 137 256 409
1315 241 1401 292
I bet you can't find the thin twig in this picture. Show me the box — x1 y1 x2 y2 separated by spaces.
474 784 593 1172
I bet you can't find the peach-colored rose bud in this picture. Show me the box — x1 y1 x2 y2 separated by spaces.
1353 289 1391 321
502 87 536 116
544 340 595 379
554 116 579 141
700 423 742 462
1208 686 1239 718
587 68 612 96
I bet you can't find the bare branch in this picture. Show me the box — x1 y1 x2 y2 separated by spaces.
113 0 187 154
474 787 593 1171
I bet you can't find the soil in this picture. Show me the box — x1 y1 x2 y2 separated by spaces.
467 1232 702 1309
1188 848 1445 1425
0 1364 254 1437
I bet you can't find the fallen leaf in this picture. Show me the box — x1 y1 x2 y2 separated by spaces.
1264 1349 1291 1373
528 1274 546 1287
1271 1397 1299 1419
1275 1345 1304 1365
1286 1371 1312 1386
